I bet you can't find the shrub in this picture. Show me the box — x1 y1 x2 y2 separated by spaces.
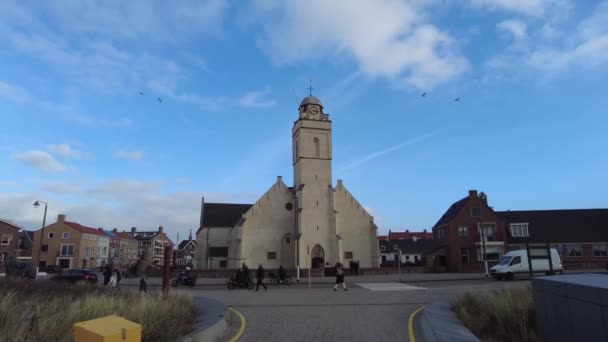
453 287 538 342
0 279 198 342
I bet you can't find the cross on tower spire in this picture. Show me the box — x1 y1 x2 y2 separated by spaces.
307 80 315 96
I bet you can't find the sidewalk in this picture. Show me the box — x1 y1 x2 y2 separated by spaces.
117 269 607 286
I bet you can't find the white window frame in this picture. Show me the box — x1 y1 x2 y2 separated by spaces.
477 246 503 261
60 244 75 257
509 223 529 237
1 234 12 245
593 244 608 257
568 245 583 257
62 232 70 239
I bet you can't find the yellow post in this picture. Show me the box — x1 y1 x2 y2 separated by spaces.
73 315 141 342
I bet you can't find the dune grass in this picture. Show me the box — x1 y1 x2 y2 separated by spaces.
0 279 198 342
453 287 538 342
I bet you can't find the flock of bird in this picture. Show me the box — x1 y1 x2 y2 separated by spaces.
421 92 460 102
139 91 162 103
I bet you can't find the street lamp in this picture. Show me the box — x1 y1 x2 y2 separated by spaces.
33 200 48 270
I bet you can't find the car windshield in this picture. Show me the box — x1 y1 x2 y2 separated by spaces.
498 256 512 266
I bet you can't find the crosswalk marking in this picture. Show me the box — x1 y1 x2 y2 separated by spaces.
356 282 427 291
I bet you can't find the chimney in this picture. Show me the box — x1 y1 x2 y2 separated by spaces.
423 229 427 233
337 179 343 187
277 176 283 182
57 214 66 223
158 226 163 233
131 227 136 234
468 190 478 198
406 229 409 233
112 228 118 233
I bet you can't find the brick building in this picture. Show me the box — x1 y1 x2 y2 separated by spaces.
431 190 608 272
0 218 33 267
130 226 173 266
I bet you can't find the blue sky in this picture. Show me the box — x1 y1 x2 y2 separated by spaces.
1 0 607 240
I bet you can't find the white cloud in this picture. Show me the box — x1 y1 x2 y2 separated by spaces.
252 0 469 89
114 150 144 161
497 20 528 41
469 0 555 16
0 80 33 103
238 88 278 108
47 144 90 159
38 181 82 195
12 150 68 172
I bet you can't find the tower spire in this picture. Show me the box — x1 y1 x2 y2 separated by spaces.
189 229 192 241
307 80 314 96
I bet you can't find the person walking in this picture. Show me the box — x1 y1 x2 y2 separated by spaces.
103 264 112 285
242 263 251 286
139 275 148 293
333 262 347 291
255 265 267 291
108 270 118 288
115 269 122 288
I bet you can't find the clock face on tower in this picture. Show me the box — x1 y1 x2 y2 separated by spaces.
308 105 320 119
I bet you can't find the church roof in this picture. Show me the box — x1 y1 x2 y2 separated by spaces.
202 203 253 228
300 96 323 107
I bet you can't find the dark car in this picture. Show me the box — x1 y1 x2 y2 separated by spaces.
51 269 98 284
42 265 63 273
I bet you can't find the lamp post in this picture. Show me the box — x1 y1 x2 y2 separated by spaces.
293 184 305 283
33 200 48 270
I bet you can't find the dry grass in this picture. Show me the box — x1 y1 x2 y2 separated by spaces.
0 279 198 342
453 287 538 342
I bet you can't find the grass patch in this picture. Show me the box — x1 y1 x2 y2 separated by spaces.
0 279 198 342
453 287 538 342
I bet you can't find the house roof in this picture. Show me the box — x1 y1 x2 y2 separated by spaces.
0 218 27 231
379 238 434 254
379 231 433 240
178 239 197 250
64 222 106 236
116 232 136 240
202 203 253 228
100 229 118 238
433 197 469 228
496 209 608 244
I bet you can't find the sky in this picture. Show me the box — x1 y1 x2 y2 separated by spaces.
1 0 607 241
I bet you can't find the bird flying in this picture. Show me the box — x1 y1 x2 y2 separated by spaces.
157 97 162 103
454 97 460 102
422 92 426 97
139 92 144 95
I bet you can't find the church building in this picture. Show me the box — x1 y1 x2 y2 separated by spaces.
195 96 379 272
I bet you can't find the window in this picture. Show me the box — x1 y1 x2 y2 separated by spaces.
313 137 320 158
219 260 227 268
295 140 299 159
511 256 522 265
102 247 107 256
267 252 276 260
85 246 90 254
593 244 608 257
209 247 229 257
568 245 583 257
62 232 69 239
1 234 12 245
48 232 55 239
460 248 469 264
509 224 529 237
479 223 497 241
60 244 74 256
344 252 353 259
405 255 410 260
458 226 469 237
380 245 386 252
471 207 481 217
435 228 446 239
41 244 48 252
393 244 399 251
477 246 502 261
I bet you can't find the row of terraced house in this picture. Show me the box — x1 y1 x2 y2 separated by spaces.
28 214 173 270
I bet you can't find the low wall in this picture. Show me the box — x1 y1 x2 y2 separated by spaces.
532 274 608 341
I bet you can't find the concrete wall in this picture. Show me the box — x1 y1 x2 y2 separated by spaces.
240 179 295 269
334 181 379 268
532 274 608 341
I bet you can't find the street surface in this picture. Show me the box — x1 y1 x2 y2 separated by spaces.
173 278 530 342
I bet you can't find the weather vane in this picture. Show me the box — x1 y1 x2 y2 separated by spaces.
307 80 315 96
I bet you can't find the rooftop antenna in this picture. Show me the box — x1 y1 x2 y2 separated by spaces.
291 89 299 106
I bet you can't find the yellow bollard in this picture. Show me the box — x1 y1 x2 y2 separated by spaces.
73 315 142 342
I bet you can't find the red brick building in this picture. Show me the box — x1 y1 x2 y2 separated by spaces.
1 218 33 267
378 229 433 241
431 190 608 272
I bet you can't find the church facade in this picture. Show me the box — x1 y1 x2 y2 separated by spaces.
195 96 379 271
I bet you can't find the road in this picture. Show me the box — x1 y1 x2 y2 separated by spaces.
176 278 530 342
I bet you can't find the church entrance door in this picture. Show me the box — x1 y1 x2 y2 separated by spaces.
310 244 325 269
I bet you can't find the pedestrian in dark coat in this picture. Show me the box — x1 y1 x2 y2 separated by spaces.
355 260 360 276
255 265 267 291
139 276 148 293
242 263 250 285
333 262 347 291
115 269 122 287
103 264 112 285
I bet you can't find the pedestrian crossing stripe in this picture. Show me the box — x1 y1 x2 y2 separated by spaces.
356 283 427 291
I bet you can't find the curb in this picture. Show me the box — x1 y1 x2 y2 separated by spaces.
416 301 479 342
179 297 228 342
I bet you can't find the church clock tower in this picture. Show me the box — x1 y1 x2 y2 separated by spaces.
292 96 336 270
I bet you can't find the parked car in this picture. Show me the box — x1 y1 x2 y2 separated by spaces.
51 269 98 284
42 265 63 273
490 249 562 280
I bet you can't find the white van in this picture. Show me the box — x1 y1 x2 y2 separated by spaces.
490 249 562 280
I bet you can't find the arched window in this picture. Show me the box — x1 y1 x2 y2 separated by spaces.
313 137 320 158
